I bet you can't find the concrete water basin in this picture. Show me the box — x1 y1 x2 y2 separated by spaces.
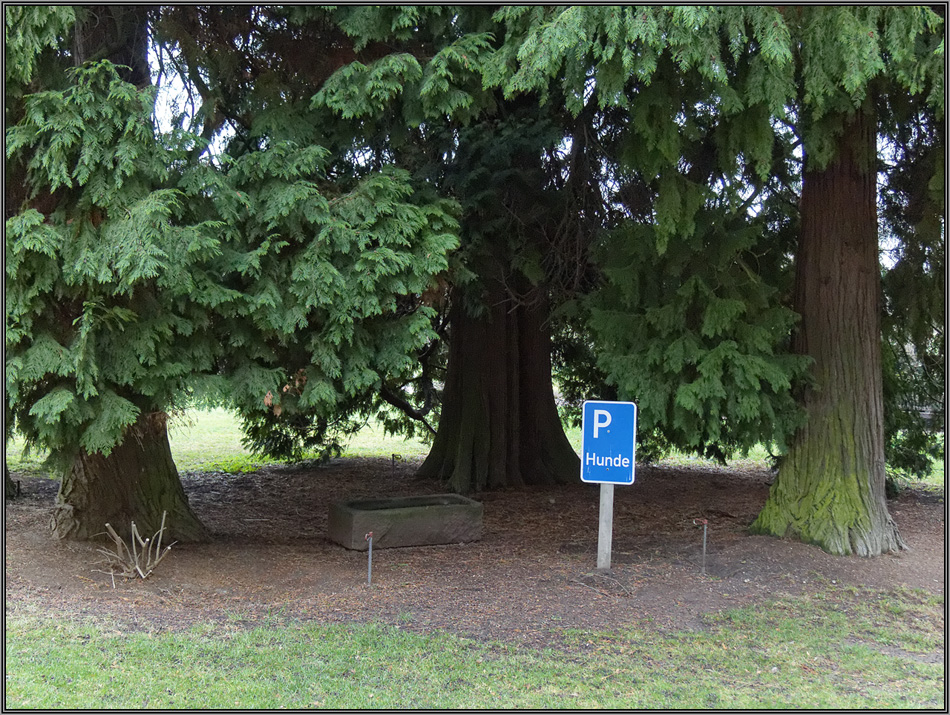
327 494 483 550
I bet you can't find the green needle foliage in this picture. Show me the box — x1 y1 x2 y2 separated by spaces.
216 149 459 460
590 213 808 463
6 59 225 471
5 8 461 475
490 6 943 477
5 8 462 539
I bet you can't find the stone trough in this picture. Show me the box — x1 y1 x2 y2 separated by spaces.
327 494 483 550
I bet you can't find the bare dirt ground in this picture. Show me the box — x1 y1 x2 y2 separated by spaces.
4 458 946 649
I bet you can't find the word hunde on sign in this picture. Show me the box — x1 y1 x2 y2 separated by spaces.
585 453 632 468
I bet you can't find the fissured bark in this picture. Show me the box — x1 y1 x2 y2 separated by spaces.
50 412 209 542
418 279 580 493
752 107 904 556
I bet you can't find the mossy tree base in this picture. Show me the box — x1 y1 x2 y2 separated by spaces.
50 412 209 543
751 441 905 556
751 106 903 557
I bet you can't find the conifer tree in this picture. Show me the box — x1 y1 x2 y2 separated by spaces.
175 6 588 491
488 6 812 461
312 8 621 490
748 6 943 555
5 7 458 539
879 98 944 482
488 6 943 554
7 6 941 556
149 6 463 461
409 104 585 490
6 6 211 540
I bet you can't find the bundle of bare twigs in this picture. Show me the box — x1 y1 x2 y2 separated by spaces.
95 511 176 587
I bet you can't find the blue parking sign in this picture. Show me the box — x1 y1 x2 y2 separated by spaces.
581 400 637 484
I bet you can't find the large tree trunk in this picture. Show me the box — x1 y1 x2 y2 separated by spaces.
50 412 209 542
751 107 904 556
73 5 151 86
417 279 580 493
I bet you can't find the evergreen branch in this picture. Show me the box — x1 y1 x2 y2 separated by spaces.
379 384 436 435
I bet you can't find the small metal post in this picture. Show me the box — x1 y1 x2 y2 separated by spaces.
365 531 373 586
694 519 708 575
702 522 707 575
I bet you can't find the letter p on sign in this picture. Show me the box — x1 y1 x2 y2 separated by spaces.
593 409 612 438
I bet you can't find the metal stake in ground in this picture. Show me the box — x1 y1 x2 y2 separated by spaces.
365 531 373 586
693 519 708 575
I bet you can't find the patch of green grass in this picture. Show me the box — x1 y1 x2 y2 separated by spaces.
655 443 775 471
167 408 430 471
5 408 431 477
886 432 945 492
564 423 776 472
340 422 430 461
5 587 944 709
3 438 50 479
7 409 944 489
164 408 275 473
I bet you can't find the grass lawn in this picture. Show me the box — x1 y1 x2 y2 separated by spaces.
5 585 944 709
165 408 435 473
5 408 434 477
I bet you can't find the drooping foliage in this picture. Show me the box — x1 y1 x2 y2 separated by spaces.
484 7 811 462
5 5 223 536
154 6 597 486
879 99 945 480
147 6 470 459
5 58 221 472
6 6 460 463
748 6 942 554
207 147 459 461
4 7 459 535
485 5 943 555
314 9 597 490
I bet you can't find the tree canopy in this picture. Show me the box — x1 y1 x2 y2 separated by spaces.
5 6 943 554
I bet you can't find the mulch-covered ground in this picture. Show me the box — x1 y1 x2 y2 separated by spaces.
4 457 945 649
